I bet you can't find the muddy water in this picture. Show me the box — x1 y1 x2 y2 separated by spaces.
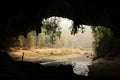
39 55 92 76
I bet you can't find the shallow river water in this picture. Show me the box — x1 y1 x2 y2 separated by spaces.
39 55 92 76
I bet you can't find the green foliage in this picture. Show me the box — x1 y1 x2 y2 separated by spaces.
9 17 63 48
27 30 37 48
10 31 37 49
10 17 93 49
37 27 63 48
18 36 25 47
42 17 62 46
70 24 86 35
38 32 51 47
92 26 114 58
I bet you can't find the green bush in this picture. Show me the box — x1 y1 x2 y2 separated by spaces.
92 26 114 58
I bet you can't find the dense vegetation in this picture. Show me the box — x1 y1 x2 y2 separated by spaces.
10 17 93 49
10 17 62 49
91 26 120 58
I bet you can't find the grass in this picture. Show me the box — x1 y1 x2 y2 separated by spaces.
9 47 93 62
81 48 94 53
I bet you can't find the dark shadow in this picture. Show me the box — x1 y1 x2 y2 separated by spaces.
0 51 13 63
0 51 87 80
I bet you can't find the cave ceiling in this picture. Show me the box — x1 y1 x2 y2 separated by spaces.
0 0 120 39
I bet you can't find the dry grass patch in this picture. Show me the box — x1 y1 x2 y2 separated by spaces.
9 48 92 61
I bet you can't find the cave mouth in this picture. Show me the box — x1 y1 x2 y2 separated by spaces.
1 16 117 77
7 17 94 76
8 17 94 61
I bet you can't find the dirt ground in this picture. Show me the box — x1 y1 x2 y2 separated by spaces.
88 55 120 79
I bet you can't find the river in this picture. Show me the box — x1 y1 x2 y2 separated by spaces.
39 54 92 76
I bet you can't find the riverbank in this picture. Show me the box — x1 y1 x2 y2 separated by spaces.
0 51 89 80
1 49 120 79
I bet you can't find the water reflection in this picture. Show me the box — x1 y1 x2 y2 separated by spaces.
71 61 91 76
40 58 92 76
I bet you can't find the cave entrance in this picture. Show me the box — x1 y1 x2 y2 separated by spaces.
9 17 94 76
9 17 94 60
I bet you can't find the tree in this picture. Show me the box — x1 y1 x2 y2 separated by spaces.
42 17 62 47
26 30 37 48
18 36 25 48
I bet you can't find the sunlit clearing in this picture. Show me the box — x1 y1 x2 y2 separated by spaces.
9 16 94 76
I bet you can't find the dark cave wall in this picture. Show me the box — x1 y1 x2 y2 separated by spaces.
0 0 120 51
